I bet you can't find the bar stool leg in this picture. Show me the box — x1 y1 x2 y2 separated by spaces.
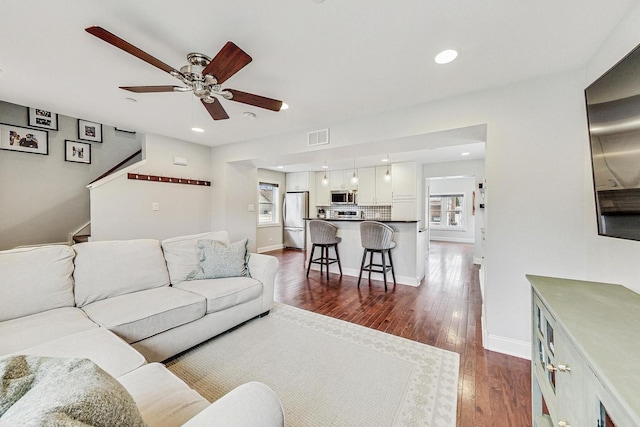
306 244 316 277
334 244 343 277
387 249 396 285
368 251 374 282
381 249 388 291
357 249 367 287
324 245 330 280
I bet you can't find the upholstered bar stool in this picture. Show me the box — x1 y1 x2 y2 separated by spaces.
358 221 396 291
306 220 343 280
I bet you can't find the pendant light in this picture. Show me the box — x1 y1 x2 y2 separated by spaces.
384 154 391 182
321 161 329 186
350 158 359 184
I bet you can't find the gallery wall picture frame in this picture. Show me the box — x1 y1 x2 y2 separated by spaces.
78 119 102 143
28 107 58 131
0 123 48 155
65 140 91 164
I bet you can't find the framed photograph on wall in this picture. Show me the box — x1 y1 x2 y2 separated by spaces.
0 123 48 155
65 140 91 164
78 119 102 142
28 107 58 130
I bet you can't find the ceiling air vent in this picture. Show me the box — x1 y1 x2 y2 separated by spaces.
308 128 329 146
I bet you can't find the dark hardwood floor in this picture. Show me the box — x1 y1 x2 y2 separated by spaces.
266 241 531 427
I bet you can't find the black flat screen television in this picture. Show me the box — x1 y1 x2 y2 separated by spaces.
585 43 640 241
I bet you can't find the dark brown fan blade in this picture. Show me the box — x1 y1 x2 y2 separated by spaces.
226 89 283 111
120 86 183 93
85 26 179 74
201 98 229 120
202 42 252 84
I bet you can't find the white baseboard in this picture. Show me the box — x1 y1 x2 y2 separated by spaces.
257 244 284 253
309 265 422 287
484 333 531 360
429 236 474 244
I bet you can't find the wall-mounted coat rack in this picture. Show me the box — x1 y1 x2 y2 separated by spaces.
127 173 211 186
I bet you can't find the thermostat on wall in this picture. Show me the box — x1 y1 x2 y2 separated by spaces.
173 156 188 166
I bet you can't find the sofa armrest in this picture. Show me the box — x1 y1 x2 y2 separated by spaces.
181 381 284 427
248 253 279 313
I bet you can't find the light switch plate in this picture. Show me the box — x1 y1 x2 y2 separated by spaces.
248 204 255 212
152 202 159 211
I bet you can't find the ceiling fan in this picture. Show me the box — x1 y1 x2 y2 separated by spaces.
85 26 283 121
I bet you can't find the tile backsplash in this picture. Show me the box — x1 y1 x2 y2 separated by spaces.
318 205 391 220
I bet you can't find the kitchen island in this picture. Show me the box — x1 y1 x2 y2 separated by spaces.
304 218 427 286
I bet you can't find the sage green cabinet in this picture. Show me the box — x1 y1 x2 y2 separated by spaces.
528 275 640 427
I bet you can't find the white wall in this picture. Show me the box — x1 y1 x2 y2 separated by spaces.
210 70 589 360
428 177 477 243
207 3 640 360
90 133 212 241
424 159 486 261
0 100 142 250
257 168 285 252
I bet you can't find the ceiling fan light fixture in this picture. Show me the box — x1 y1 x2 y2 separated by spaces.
280 102 289 111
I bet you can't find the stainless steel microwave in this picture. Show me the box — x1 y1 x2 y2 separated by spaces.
331 190 357 205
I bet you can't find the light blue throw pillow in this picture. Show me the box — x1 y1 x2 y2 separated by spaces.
187 238 250 280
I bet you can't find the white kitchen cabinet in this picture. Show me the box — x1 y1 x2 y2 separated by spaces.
357 166 392 206
286 172 311 192
528 275 640 427
391 162 416 199
375 166 392 204
391 199 417 220
329 169 358 191
315 172 331 206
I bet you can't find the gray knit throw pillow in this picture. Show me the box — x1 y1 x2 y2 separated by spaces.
187 238 250 280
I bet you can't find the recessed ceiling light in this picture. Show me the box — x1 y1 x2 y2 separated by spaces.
280 102 289 111
125 97 137 103
461 152 470 156
435 49 458 64
191 127 204 133
277 166 284 169
322 163 329 169
381 158 389 162
243 112 256 119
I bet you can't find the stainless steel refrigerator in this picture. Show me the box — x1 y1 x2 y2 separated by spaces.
283 191 309 249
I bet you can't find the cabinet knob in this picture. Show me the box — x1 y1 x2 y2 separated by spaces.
558 421 570 427
546 363 571 373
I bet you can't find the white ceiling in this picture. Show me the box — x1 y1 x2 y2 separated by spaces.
0 0 635 169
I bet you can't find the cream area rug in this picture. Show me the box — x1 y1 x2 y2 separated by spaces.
166 303 459 426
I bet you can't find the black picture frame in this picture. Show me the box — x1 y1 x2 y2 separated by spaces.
0 123 48 155
28 107 58 131
65 140 91 164
78 119 102 143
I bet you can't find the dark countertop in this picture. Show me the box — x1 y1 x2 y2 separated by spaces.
304 217 418 223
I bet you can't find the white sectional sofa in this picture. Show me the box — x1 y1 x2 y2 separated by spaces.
0 231 284 426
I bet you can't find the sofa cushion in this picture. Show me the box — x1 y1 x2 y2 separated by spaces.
15 328 146 378
73 239 170 307
187 238 250 281
0 245 75 322
81 287 206 344
175 277 263 314
162 231 230 285
0 355 146 427
118 362 210 427
0 307 98 356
